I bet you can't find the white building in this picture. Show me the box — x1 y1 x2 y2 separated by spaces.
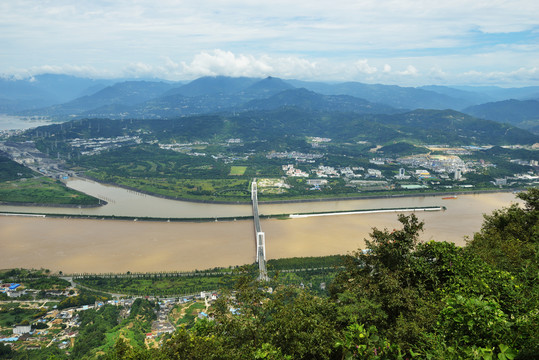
367 169 382 178
395 168 410 180
13 325 31 334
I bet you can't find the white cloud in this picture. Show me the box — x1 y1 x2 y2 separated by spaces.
459 67 539 84
1 1 538 85
180 50 274 78
355 59 377 74
5 64 116 79
4 52 537 88
396 65 419 76
178 50 319 79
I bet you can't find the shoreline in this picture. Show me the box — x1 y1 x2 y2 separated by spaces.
0 174 525 208
73 175 522 205
0 192 519 274
0 205 446 222
289 206 445 218
0 200 106 208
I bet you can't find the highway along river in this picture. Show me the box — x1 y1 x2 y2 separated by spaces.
0 178 522 273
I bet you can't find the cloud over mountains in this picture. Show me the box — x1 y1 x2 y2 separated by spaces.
1 0 538 85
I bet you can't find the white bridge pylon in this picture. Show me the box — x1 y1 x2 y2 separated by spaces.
251 181 257 200
256 232 266 262
251 179 267 280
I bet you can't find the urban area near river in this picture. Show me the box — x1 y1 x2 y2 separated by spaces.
1 128 538 204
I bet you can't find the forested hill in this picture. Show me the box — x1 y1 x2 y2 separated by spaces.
463 99 539 134
21 108 539 146
241 88 400 114
7 75 539 131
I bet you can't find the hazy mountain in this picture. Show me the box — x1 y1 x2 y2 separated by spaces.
127 93 241 118
0 77 60 112
79 81 175 106
463 99 539 134
164 76 258 97
373 109 538 145
286 80 467 110
7 75 539 123
418 85 493 107
19 81 176 117
80 77 297 119
74 76 297 119
28 74 116 102
241 88 400 114
0 74 115 112
452 85 539 102
242 76 295 97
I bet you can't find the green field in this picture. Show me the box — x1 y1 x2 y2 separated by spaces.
0 177 100 205
0 303 44 327
77 271 240 296
87 172 251 202
229 166 247 175
173 301 206 328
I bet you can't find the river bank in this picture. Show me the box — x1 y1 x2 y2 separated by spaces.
0 177 523 219
78 174 520 205
0 191 522 273
0 200 106 208
0 205 445 222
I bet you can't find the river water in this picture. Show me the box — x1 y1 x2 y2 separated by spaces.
0 178 521 273
0 114 53 131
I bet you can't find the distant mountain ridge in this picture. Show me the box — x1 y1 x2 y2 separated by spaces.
287 80 470 110
18 81 176 117
463 99 539 134
3 74 539 136
16 76 403 119
0 74 116 112
242 88 400 114
163 76 258 97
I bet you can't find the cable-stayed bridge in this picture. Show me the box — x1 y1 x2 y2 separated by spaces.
251 179 268 281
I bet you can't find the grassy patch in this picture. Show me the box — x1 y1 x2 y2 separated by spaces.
0 304 42 327
229 166 247 176
87 172 251 202
176 301 205 328
75 257 346 297
0 177 100 205
77 272 237 297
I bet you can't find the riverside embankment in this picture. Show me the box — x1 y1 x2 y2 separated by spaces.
0 183 522 273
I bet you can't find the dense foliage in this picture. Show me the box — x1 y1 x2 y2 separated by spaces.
0 154 36 181
0 176 100 205
463 99 539 134
57 288 111 310
21 109 538 148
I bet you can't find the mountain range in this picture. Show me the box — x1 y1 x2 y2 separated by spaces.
1 74 538 134
463 99 539 134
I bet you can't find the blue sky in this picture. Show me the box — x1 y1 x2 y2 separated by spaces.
1 0 538 86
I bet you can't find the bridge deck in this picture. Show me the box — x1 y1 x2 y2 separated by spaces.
251 180 268 281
